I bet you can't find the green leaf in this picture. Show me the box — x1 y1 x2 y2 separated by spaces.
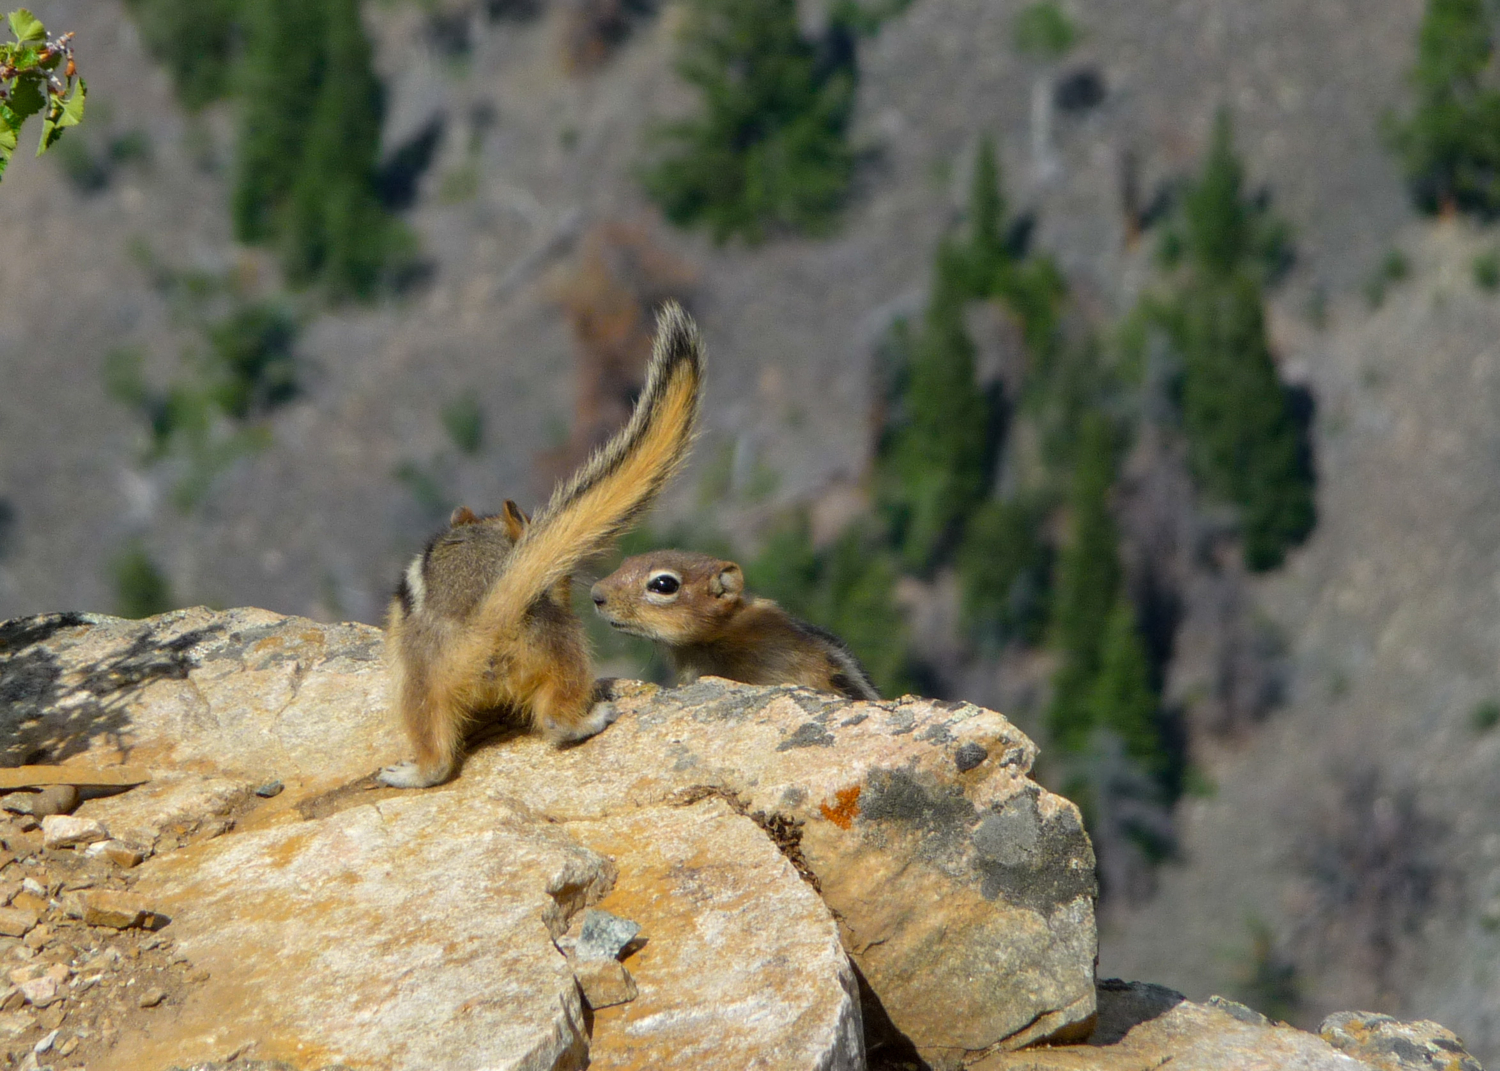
39 80 85 155
58 78 84 126
0 121 16 181
8 72 46 120
7 8 45 44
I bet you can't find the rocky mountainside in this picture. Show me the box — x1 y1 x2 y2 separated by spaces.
2 0 1498 1063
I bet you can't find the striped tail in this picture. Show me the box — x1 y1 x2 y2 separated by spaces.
474 301 704 635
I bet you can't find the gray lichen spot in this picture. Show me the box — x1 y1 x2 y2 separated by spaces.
954 742 988 772
839 713 867 728
972 800 1039 866
777 721 835 750
860 767 976 855
971 788 1097 909
779 785 808 808
884 710 917 736
674 680 771 724
918 721 954 746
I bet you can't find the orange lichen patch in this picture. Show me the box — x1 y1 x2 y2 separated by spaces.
819 785 862 830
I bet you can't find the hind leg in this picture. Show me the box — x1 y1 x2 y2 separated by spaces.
522 619 615 744
379 659 469 789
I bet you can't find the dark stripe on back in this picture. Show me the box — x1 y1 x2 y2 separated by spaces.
395 575 415 616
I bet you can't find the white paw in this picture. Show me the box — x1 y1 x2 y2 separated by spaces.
377 761 441 789
548 701 620 744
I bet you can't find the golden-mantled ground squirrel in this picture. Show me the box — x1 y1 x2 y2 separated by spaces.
590 550 881 701
378 303 704 788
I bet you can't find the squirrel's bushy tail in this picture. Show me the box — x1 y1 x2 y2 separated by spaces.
476 301 704 635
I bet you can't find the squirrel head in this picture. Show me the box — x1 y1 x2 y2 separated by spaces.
590 550 746 643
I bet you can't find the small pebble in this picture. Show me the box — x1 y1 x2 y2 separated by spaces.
40 816 107 851
138 986 166 1008
254 780 284 798
33 1027 57 1053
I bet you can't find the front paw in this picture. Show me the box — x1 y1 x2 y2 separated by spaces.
377 761 441 789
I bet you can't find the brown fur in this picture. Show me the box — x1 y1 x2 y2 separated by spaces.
380 303 704 788
590 550 881 702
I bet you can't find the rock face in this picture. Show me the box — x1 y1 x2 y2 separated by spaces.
0 607 1097 1068
975 981 1489 1071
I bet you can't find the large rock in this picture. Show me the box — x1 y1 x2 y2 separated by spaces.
0 609 1096 1066
975 981 1489 1071
115 793 612 1071
464 678 1098 1059
566 798 864 1071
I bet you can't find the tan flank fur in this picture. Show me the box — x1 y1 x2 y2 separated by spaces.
379 303 705 788
590 549 881 702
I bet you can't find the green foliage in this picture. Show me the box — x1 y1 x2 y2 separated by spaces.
1013 1 1077 59
0 9 85 183
1388 0 1500 214
1046 411 1121 752
111 541 174 619
442 390 485 455
745 515 911 697
641 0 857 243
1176 274 1315 571
1166 112 1315 572
1089 595 1166 780
104 257 303 506
1171 110 1293 285
1475 248 1500 290
1472 698 1500 732
233 0 407 298
879 252 994 571
124 0 240 109
957 496 1051 647
1364 248 1411 308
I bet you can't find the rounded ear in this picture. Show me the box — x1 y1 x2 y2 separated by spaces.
709 562 744 598
449 506 479 527
501 500 530 540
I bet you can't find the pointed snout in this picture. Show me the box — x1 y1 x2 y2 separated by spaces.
590 581 607 608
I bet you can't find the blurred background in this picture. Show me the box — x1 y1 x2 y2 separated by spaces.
1 0 1498 1057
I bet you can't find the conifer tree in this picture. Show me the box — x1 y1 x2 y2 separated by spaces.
233 0 400 297
1089 595 1164 779
1390 0 1500 214
233 0 324 243
957 496 1051 646
881 248 993 571
642 0 857 242
1046 411 1121 752
1173 112 1315 571
283 0 393 298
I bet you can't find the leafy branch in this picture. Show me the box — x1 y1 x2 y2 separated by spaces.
0 9 85 182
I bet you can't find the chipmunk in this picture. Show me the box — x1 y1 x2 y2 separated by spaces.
589 550 881 701
378 302 704 789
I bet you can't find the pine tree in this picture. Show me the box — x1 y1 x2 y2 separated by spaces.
1173 113 1315 571
1046 410 1120 752
642 0 857 242
233 0 401 297
1089 595 1164 779
233 0 325 243
1178 274 1315 570
282 0 393 298
1390 0 1500 215
881 248 993 571
957 496 1051 646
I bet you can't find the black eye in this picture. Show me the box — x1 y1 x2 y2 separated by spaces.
647 574 680 595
